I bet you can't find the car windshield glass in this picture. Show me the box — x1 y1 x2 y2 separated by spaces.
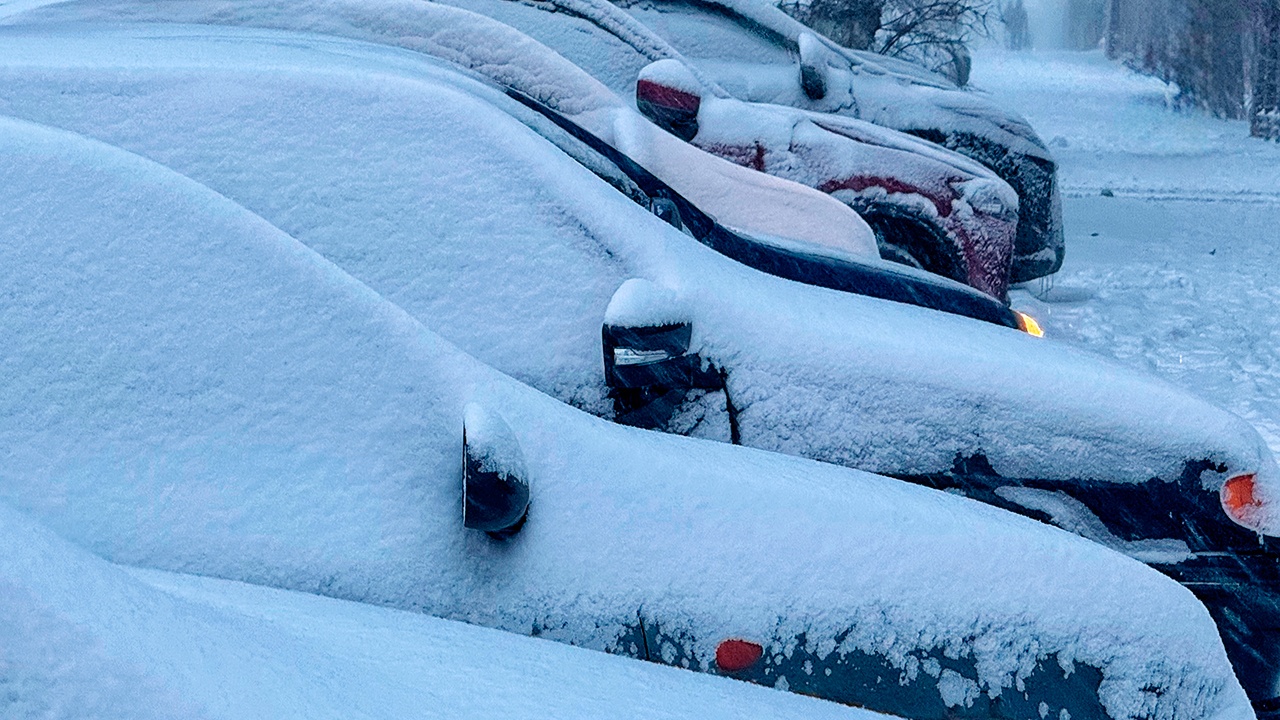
619 0 794 64
436 0 662 95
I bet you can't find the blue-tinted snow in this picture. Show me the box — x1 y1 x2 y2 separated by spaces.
0 24 1274 518
0 502 879 720
973 48 1280 459
0 113 1253 720
1 0 879 258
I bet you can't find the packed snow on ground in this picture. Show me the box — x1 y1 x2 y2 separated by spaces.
972 48 1280 455
0 112 1255 720
0 502 880 720
1 24 1274 507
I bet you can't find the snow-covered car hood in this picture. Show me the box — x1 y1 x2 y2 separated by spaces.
0 23 1272 528
0 111 1255 720
636 57 1019 297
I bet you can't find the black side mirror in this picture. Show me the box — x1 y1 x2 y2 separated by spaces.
463 404 530 539
798 33 828 101
636 60 703 142
602 280 722 430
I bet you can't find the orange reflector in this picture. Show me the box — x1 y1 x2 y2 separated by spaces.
715 639 763 672
1015 311 1045 338
1222 474 1261 528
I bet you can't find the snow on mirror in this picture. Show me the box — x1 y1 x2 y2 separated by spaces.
797 32 829 101
602 279 733 439
463 403 531 538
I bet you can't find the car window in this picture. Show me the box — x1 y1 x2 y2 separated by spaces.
436 0 660 95
618 0 794 64
0 59 647 412
501 95 654 208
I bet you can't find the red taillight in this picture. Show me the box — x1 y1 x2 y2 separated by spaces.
715 639 763 672
636 78 701 114
1222 474 1261 528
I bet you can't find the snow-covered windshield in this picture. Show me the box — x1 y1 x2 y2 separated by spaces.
438 0 672 94
617 0 794 64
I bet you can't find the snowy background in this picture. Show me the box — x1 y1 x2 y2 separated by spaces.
983 47 1280 456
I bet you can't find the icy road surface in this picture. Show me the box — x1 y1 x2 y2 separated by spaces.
977 49 1280 454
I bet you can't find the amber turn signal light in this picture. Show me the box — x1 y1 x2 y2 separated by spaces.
1221 474 1262 529
1015 311 1044 338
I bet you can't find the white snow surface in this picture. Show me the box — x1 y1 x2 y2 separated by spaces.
604 277 690 326
2 0 875 258
0 25 1276 520
0 502 880 720
463 403 529 481
971 48 1280 458
616 0 1052 160
0 111 1255 720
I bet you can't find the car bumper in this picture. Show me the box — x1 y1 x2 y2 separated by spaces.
1164 550 1280 716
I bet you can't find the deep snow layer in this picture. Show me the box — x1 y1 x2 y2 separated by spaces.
0 24 1274 508
0 0 878 258
0 502 877 720
973 49 1280 455
0 113 1254 720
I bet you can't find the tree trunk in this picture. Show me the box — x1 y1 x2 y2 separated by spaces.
1252 0 1280 139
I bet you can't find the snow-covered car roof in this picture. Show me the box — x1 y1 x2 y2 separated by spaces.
616 0 1051 158
4 0 1044 299
0 503 881 720
0 23 1270 507
0 0 878 260
0 108 1253 720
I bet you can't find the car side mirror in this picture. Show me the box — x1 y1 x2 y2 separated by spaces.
798 33 828 101
602 279 693 391
462 403 530 539
602 280 722 430
650 197 684 232
636 59 703 142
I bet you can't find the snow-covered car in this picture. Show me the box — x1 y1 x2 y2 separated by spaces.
0 109 1254 720
1 23 1278 706
2 0 1022 300
0 504 883 720
633 57 1019 298
612 0 1066 284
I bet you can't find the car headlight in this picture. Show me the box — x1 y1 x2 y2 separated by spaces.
1015 311 1044 337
